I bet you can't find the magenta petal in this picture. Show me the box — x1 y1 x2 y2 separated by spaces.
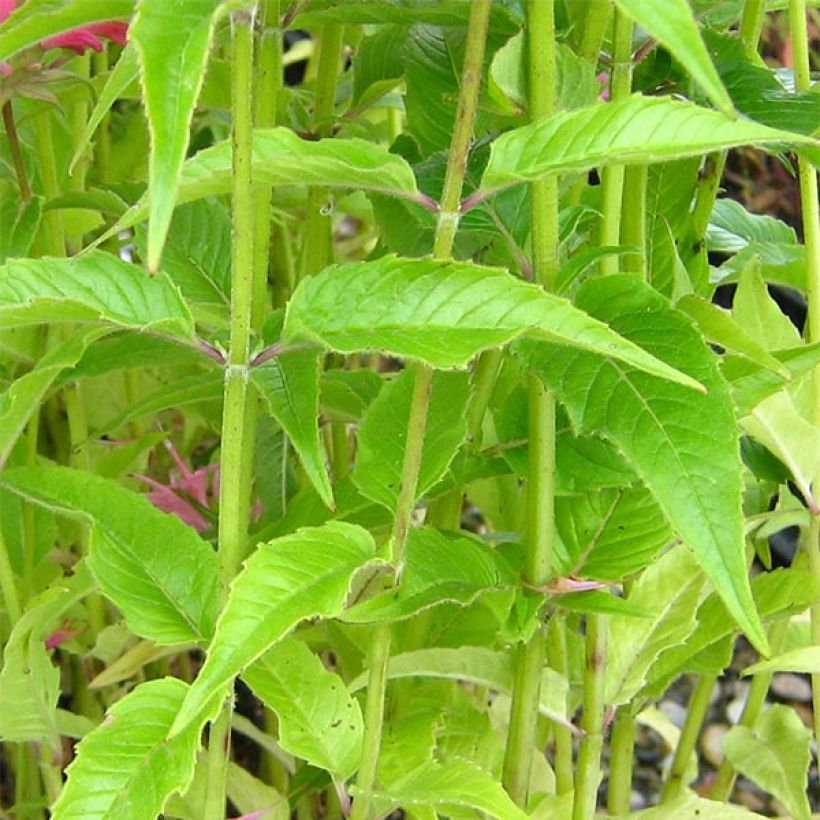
45 627 75 649
86 22 129 46
42 29 104 55
0 0 18 24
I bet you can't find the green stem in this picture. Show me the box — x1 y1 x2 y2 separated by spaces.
92 49 113 184
709 619 790 801
206 12 257 820
598 6 633 275
502 2 559 804
350 4 492 816
2 101 32 202
578 0 611 64
789 0 820 751
0 527 22 628
621 165 647 276
607 708 635 815
465 349 503 453
547 616 574 794
660 675 716 802
739 0 766 60
31 111 65 257
252 0 283 325
572 613 607 820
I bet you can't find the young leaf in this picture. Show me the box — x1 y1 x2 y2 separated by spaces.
51 678 205 820
740 391 820 512
613 0 732 113
630 794 768 819
604 546 706 707
676 295 790 377
723 705 812 820
130 0 223 272
480 96 816 196
343 528 516 623
0 467 219 645
516 274 768 653
706 198 797 254
103 129 423 241
0 567 94 744
744 647 820 676
283 255 702 388
0 252 195 338
0 0 133 62
242 638 363 781
347 646 569 724
353 370 469 512
170 522 379 737
252 349 333 510
362 758 528 820
0 327 109 469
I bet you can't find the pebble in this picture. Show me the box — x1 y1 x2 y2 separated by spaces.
726 692 749 724
770 673 813 703
630 790 646 811
700 723 729 767
734 783 767 813
659 700 688 730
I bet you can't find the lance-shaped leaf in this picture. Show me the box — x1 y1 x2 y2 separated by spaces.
353 370 469 512
0 327 109 469
0 0 133 62
129 0 223 272
516 274 768 653
51 678 206 820
613 0 732 113
741 391 820 513
242 638 363 781
0 467 218 645
744 647 820 676
343 528 516 623
348 647 569 724
362 758 528 820
103 128 423 241
170 521 379 736
283 255 702 389
0 252 194 338
603 546 705 707
723 705 812 820
480 96 817 197
252 349 333 510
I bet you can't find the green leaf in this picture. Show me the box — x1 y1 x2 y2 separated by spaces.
320 369 383 423
723 705 811 820
353 370 469 512
516 274 767 653
242 638 363 780
0 252 195 338
347 646 569 724
252 349 333 510
51 678 205 820
677 295 790 377
715 242 807 293
0 567 95 744
0 184 41 264
0 0 133 62
343 528 516 623
0 467 219 645
604 546 705 707
744 647 820 676
170 521 379 736
130 0 223 272
627 794 767 819
613 0 732 112
480 96 816 196
732 261 802 350
226 764 289 820
94 371 223 434
362 758 528 820
70 43 140 175
0 328 109 469
103 128 422 241
554 488 673 580
740 391 820 512
289 0 521 31
706 198 796 254
283 255 702 388
134 198 232 314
